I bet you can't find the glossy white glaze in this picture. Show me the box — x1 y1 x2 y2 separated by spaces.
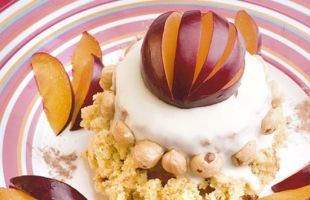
116 40 272 152
115 40 274 190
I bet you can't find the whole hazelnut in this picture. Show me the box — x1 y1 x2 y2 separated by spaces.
112 121 135 147
261 107 283 134
100 91 115 118
100 67 114 90
132 140 164 169
190 152 223 178
161 150 187 176
231 140 256 166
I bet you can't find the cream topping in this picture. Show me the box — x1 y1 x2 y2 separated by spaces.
115 40 273 189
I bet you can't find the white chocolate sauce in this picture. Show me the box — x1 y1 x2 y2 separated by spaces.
115 40 273 190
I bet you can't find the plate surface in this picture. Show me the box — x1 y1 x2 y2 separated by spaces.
0 0 309 198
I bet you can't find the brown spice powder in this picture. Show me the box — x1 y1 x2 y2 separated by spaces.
40 147 77 180
295 100 310 133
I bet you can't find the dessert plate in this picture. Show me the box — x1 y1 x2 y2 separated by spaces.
0 0 309 198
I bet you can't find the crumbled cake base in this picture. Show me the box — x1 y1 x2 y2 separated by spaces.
81 93 111 132
249 112 287 185
249 148 279 185
82 89 287 200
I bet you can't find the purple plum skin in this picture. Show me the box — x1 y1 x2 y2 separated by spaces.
190 25 245 99
172 10 201 101
70 55 104 130
272 164 310 192
10 175 87 200
141 12 173 103
191 12 230 92
141 11 246 108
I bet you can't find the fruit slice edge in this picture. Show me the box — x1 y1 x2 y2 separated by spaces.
259 185 310 200
235 10 260 54
10 175 87 200
71 55 104 130
162 11 182 91
272 163 310 192
31 53 73 135
70 32 102 130
0 188 35 200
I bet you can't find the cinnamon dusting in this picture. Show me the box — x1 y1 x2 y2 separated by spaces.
295 100 310 133
40 147 77 180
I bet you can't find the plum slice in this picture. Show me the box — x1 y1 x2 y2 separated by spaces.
259 185 310 200
0 188 35 200
272 164 310 192
172 10 201 101
162 11 182 91
70 32 103 130
70 54 104 130
31 53 74 135
141 10 246 108
10 175 87 200
141 12 173 103
235 10 261 54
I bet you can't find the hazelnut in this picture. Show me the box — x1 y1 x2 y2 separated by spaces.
231 140 256 166
261 107 283 134
190 152 223 178
100 91 115 119
99 67 114 90
111 67 116 93
112 121 135 147
161 150 187 176
270 80 282 108
132 140 164 169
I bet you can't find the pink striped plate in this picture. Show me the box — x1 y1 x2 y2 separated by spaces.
0 0 309 198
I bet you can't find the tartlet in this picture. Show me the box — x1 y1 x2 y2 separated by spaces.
81 10 290 200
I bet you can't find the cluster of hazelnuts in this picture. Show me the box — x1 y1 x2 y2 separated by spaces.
111 120 223 177
101 67 225 177
102 63 284 178
107 82 284 178
111 120 266 178
110 98 284 178
111 104 284 178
